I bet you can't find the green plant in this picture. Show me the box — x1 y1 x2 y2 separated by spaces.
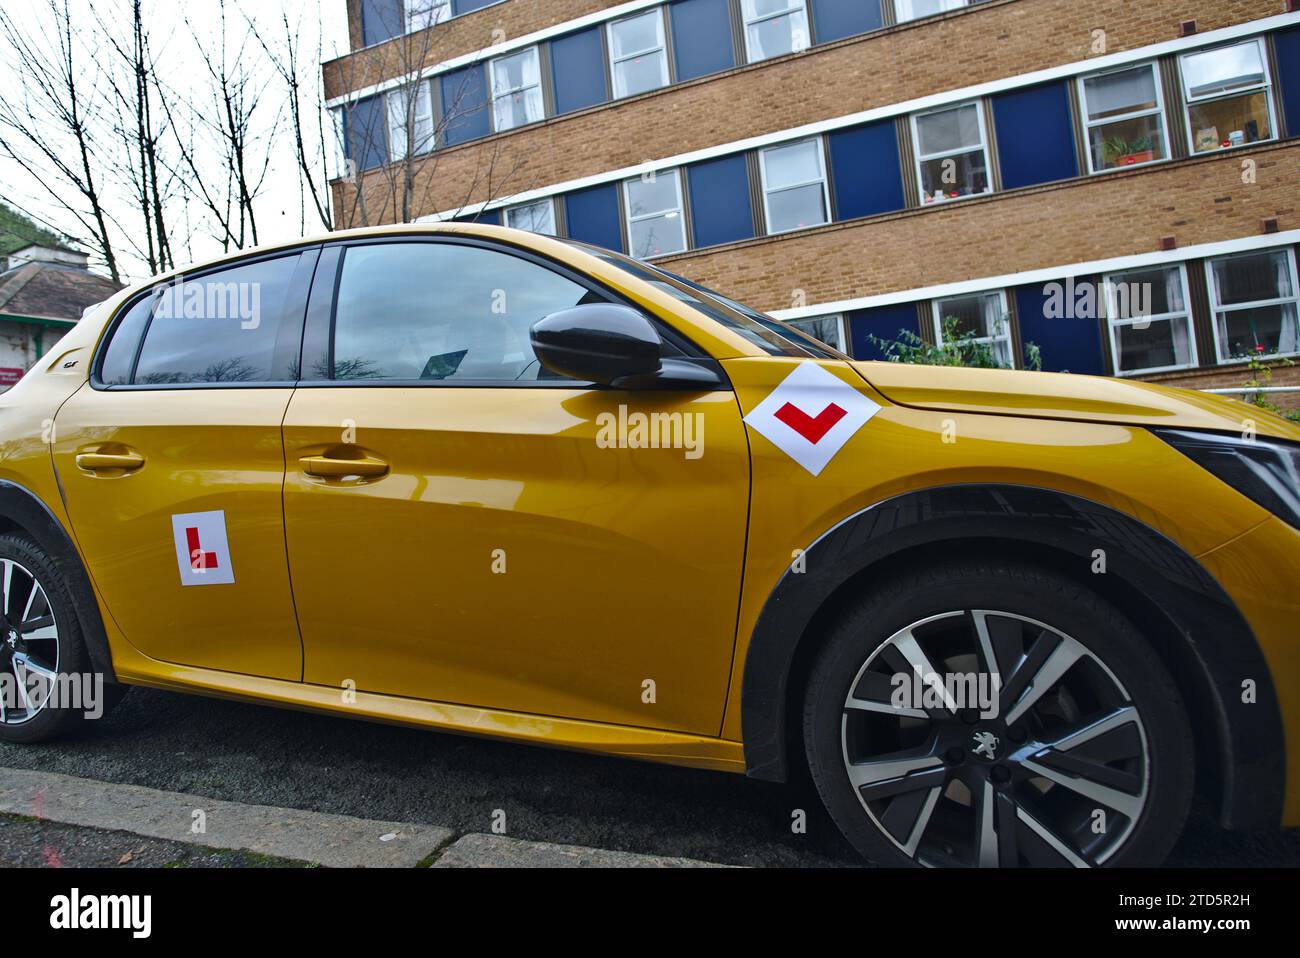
1102 136 1131 164
1102 135 1154 165
869 315 1042 371
1241 356 1300 423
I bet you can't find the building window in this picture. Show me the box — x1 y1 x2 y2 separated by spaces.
932 291 1012 367
1180 39 1276 154
608 9 670 99
787 314 847 352
759 138 829 234
623 170 687 258
1206 249 1300 363
741 0 810 63
912 102 990 204
1104 265 1196 375
893 0 973 24
1078 63 1168 173
406 0 451 33
386 81 434 158
505 198 556 235
490 47 544 131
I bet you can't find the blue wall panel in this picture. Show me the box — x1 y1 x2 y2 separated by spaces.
551 27 609 115
848 304 920 360
670 0 735 82
455 210 501 226
564 184 624 253
1014 284 1105 375
346 95 388 172
1276 26 1300 139
440 64 491 146
811 0 883 44
992 81 1079 190
454 0 499 13
361 0 403 47
828 122 905 221
687 155 754 248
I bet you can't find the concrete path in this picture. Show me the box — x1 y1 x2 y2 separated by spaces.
0 766 723 868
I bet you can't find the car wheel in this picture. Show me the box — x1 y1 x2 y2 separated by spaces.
0 532 125 743
803 559 1193 867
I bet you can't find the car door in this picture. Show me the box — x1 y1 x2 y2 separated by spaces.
50 248 319 681
281 237 750 734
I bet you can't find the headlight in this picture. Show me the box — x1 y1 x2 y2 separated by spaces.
1156 429 1300 530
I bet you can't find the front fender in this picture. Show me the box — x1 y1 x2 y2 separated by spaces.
739 483 1284 831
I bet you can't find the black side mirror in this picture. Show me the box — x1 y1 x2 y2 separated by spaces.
531 304 663 386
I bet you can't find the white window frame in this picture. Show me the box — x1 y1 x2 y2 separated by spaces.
1179 37 1278 155
1204 247 1300 365
386 80 434 159
1076 62 1171 175
504 198 557 235
741 0 811 64
622 169 687 259
406 0 451 34
329 106 349 179
910 100 992 206
758 137 830 236
787 314 848 353
1103 264 1197 376
489 45 544 132
606 8 670 100
931 290 1013 367
893 1 970 25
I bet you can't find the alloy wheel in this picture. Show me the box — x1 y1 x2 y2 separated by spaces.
840 610 1149 867
0 557 61 725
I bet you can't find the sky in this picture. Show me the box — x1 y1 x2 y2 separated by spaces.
0 0 351 282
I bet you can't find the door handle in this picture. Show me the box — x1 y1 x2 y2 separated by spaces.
299 455 389 479
75 451 145 472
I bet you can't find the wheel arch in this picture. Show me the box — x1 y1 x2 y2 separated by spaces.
0 480 117 683
740 483 1284 831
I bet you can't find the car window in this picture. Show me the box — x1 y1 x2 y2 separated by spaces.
98 293 157 386
570 242 842 359
130 254 302 384
329 242 603 382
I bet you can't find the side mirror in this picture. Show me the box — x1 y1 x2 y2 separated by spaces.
530 304 663 386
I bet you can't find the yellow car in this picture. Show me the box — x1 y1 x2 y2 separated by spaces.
1 224 1297 868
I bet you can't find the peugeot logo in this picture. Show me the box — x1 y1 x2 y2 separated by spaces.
971 730 1000 760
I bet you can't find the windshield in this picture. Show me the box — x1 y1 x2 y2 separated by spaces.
569 242 846 360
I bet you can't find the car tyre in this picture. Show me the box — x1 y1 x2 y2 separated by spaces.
803 558 1193 867
0 532 126 744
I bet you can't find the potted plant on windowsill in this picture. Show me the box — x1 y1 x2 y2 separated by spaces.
1103 135 1156 168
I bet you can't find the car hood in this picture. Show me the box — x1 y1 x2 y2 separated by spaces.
850 361 1300 440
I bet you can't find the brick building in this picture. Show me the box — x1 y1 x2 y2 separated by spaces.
324 0 1300 404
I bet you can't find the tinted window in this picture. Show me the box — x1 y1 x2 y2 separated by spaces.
573 242 841 358
131 255 301 385
98 293 156 386
331 243 597 382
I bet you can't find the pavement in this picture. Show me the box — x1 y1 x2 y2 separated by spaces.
0 685 1296 868
0 767 723 867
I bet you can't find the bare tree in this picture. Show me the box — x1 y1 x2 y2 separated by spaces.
157 0 278 253
93 0 177 274
0 0 122 282
245 6 335 233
